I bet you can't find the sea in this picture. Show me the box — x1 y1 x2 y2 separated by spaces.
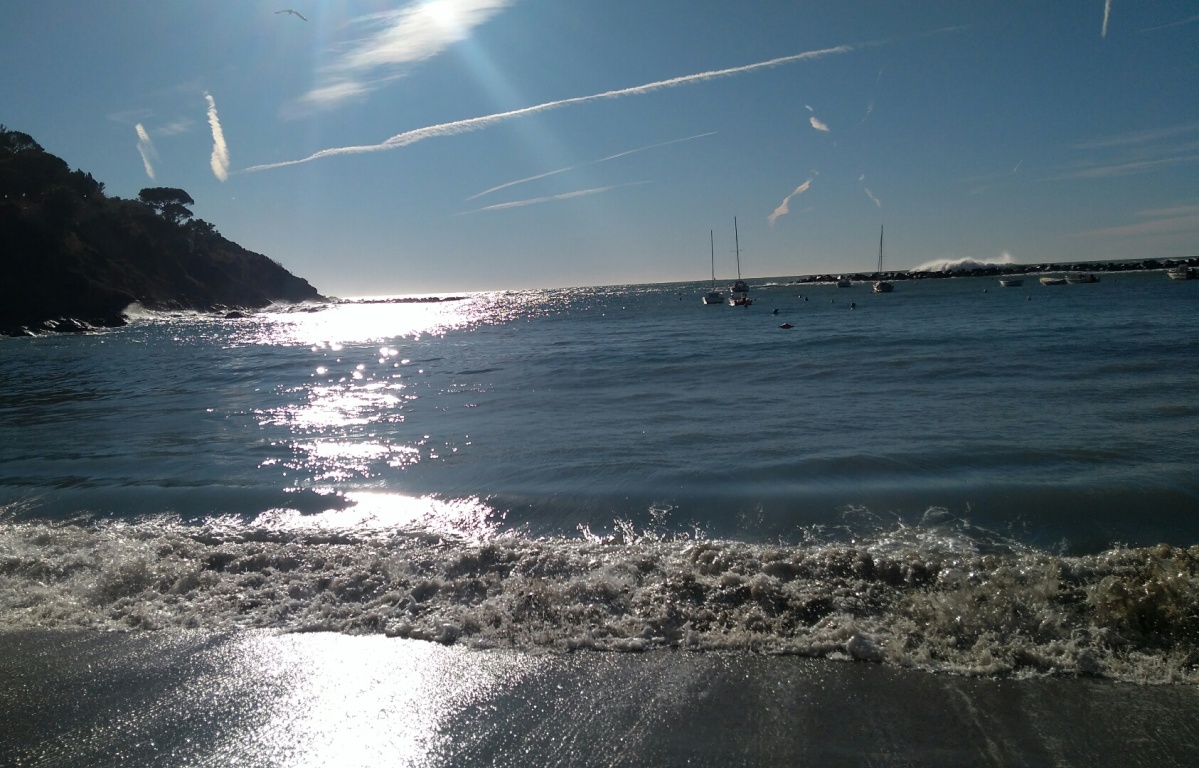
2 270 1198 694
2 268 1199 762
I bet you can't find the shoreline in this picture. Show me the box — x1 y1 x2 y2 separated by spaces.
2 629 1197 767
790 256 1199 286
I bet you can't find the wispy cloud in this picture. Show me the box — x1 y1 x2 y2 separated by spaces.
135 123 157 180
246 42 860 173
205 93 230 182
1102 0 1112 38
463 182 647 213
303 0 516 109
156 119 192 137
1053 121 1199 180
861 65 886 122
858 173 882 208
1078 204 1199 238
1072 121 1199 150
768 178 813 225
467 132 717 201
1139 14 1199 33
809 116 830 132
1053 154 1199 180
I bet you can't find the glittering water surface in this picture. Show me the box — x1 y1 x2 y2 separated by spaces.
2 273 1198 681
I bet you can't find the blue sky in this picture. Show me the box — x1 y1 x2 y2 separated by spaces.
3 1 1197 296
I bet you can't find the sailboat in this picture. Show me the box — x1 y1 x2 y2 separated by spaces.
872 224 893 294
702 230 724 305
728 217 753 306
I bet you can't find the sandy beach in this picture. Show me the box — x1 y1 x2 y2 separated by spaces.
2 629 1196 767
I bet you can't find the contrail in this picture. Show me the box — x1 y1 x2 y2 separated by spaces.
463 182 648 213
1102 0 1112 37
244 43 859 173
467 131 717 200
135 123 157 180
1138 14 1199 33
768 178 813 225
205 93 230 182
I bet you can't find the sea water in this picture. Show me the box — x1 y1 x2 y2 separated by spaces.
2 271 1197 682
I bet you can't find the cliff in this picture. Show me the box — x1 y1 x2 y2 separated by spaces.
0 126 323 335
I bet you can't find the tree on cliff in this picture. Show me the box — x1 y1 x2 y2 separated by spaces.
138 186 195 225
1 126 322 334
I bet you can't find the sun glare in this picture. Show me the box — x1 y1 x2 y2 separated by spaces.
421 0 462 31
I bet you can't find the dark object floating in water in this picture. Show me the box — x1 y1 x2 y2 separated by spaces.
779 323 793 329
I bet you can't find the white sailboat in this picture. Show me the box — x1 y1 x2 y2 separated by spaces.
728 217 753 306
872 224 893 294
702 230 724 305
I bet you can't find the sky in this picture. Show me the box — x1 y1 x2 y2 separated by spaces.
2 1 1198 296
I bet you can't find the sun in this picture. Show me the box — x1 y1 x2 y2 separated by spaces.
420 0 461 31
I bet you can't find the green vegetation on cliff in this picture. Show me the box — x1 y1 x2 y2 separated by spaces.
1 125 322 334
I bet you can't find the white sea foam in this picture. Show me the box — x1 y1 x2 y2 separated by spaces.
911 253 1018 272
2 513 1195 684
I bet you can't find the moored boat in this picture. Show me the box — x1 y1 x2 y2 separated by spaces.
1039 276 1066 286
1167 265 1195 280
702 230 724 305
871 224 893 294
999 278 1024 287
1065 272 1099 284
728 217 753 306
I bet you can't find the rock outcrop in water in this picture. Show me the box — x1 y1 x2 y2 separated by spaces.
0 125 323 335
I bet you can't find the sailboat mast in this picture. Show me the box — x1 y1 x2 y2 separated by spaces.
710 230 715 288
877 224 884 273
734 216 741 279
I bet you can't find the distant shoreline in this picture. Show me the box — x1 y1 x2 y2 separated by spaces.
789 255 1198 285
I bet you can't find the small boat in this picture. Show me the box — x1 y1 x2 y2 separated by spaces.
702 230 724 305
872 224 893 293
836 276 852 288
727 217 753 306
1065 272 1099 284
1167 265 1195 280
999 278 1024 287
1039 276 1066 286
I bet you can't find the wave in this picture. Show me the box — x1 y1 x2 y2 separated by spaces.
2 508 1196 684
911 253 1018 273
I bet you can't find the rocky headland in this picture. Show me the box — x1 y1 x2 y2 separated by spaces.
1 126 322 336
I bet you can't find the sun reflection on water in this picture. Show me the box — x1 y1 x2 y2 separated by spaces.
241 492 502 541
222 632 533 766
250 294 496 347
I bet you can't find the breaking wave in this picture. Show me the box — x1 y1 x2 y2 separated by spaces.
2 507 1196 684
911 253 1018 273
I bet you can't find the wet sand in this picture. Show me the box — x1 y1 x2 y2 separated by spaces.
1 630 1196 767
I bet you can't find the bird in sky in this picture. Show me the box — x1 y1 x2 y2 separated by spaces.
275 9 307 21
